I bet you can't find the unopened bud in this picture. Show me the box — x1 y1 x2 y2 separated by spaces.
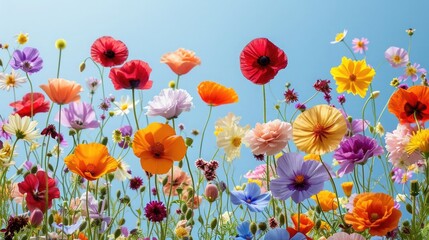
30 209 44 227
250 222 257 235
370 91 380 99
79 62 86 72
169 81 176 88
258 222 267 231
410 180 419 196
210 218 217 229
204 184 219 203
185 137 194 147
279 213 286 227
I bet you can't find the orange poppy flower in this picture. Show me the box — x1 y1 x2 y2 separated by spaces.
345 192 401 236
133 122 187 174
197 81 238 106
388 85 429 124
311 190 338 211
64 143 118 181
291 213 314 235
40 78 83 105
161 48 201 76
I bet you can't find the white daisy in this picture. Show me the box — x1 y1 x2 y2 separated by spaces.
114 159 132 181
3 114 40 142
113 96 139 116
0 70 27 91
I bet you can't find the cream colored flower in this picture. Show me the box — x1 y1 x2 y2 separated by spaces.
216 114 250 161
0 70 27 91
219 211 232 226
0 141 16 167
114 159 132 181
3 114 40 142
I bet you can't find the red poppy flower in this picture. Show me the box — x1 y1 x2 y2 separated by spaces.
240 38 288 85
91 36 129 67
388 85 429 124
109 60 153 90
10 92 50 117
18 170 60 213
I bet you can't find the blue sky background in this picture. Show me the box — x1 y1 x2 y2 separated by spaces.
2 0 429 236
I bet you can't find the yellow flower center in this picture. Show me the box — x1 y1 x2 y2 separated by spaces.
370 213 379 222
231 137 241 147
393 55 401 64
120 104 129 111
6 75 16 86
295 175 305 184
335 33 344 42
406 66 417 76
357 41 364 47
150 142 165 158
349 74 357 81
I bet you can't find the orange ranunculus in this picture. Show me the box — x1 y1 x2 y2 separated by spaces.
197 81 238 106
40 78 83 105
133 122 187 174
291 213 314 235
311 190 338 212
64 143 118 181
161 48 201 76
388 85 429 124
341 181 354 197
345 192 401 236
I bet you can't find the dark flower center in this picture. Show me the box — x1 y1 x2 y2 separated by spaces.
22 61 32 71
104 50 115 59
129 80 141 89
257 56 271 67
349 74 357 81
150 142 164 158
293 174 309 190
75 120 83 126
404 101 427 120
313 124 328 141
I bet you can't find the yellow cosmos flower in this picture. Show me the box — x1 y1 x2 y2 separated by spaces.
330 57 376 98
405 129 429 155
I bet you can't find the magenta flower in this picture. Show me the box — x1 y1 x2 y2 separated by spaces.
55 102 100 131
145 88 193 120
352 38 369 54
384 47 409 68
10 47 43 74
398 62 427 82
334 134 383 177
270 153 329 203
144 201 167 222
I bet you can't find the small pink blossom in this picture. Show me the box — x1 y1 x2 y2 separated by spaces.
385 124 421 169
327 232 365 240
352 38 369 54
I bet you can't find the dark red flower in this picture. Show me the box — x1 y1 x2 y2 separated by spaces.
10 92 50 117
240 38 288 85
109 60 153 90
129 176 143 190
91 36 129 67
144 201 167 222
18 170 60 213
284 89 299 104
41 124 58 139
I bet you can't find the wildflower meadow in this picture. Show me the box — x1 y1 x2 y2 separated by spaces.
1 2 429 240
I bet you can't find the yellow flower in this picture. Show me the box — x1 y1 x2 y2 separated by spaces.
303 153 321 162
247 179 262 187
341 182 354 197
405 129 429 155
320 221 331 231
330 29 347 44
55 39 67 50
330 57 376 98
175 227 189 238
16 33 29 45
311 190 338 211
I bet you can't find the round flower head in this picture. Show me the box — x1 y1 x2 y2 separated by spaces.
10 92 50 117
145 88 193 120
406 129 429 155
240 38 288 85
330 57 376 98
345 192 401 236
0 70 27 91
55 102 100 131
385 47 409 68
10 47 43 74
352 37 369 54
3 114 40 142
311 190 338 211
109 60 153 90
40 78 83 105
293 105 347 155
55 39 67 50
270 153 329 203
197 81 238 106
160 48 201 75
230 183 270 212
387 85 429 124
144 201 167 222
159 166 191 196
91 36 128 67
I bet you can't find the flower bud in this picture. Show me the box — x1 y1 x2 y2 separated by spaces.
30 209 44 227
341 182 354 197
185 137 194 147
169 81 176 88
258 222 267 231
79 62 86 72
406 203 413 214
250 222 257 235
204 184 219 203
210 218 217 229
370 91 380 99
410 180 419 197
185 209 193 220
279 213 286 227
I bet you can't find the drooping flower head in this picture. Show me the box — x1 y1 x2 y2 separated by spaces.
10 92 50 117
230 182 270 212
0 70 27 91
109 60 153 90
293 105 347 155
18 170 60 212
144 201 167 222
388 85 429 124
385 47 409 68
330 57 376 98
40 78 83 105
133 122 187 174
91 36 129 67
270 153 329 203
334 134 384 177
240 38 287 85
352 38 369 54
64 143 119 181
3 114 40 142
398 62 427 82
55 102 100 131
330 29 348 44
243 119 292 156
345 192 401 236
160 48 201 75
145 88 193 120
10 47 43 74
197 81 238 106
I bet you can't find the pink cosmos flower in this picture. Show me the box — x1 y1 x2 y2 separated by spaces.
243 119 292 156
398 62 427 82
392 167 413 184
327 232 365 240
385 124 421 169
159 166 191 196
385 47 409 68
352 38 369 54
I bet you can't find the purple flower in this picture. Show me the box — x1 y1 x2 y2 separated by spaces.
340 110 368 137
0 120 11 140
384 47 409 68
264 228 306 240
334 134 384 177
10 47 43 74
80 192 110 233
337 94 346 104
51 217 84 235
230 183 270 212
398 63 427 82
118 125 133 149
391 167 413 184
145 88 193 120
270 153 329 203
55 102 100 131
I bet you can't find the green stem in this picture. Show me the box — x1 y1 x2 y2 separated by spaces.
176 74 180 89
56 49 62 78
262 84 267 123
198 106 213 158
342 41 357 60
132 88 140 130
26 73 34 120
53 104 62 179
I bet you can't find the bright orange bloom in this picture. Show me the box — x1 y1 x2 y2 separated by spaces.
78 232 89 240
40 78 83 105
161 48 201 75
388 85 429 124
311 190 338 211
345 192 401 236
64 143 118 181
133 122 187 174
291 213 314 235
341 181 354 197
197 81 238 106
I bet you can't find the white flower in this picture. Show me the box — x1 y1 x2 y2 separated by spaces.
215 113 250 161
114 159 132 181
395 194 407 203
219 211 232 226
3 114 40 142
113 96 138 116
330 29 348 44
145 88 193 119
0 70 27 91
86 77 101 94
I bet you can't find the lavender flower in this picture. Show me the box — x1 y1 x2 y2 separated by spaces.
270 153 329 203
334 134 384 177
384 47 409 68
55 102 100 131
230 183 270 212
86 77 101 94
398 63 427 82
264 228 306 240
118 125 132 149
10 47 43 74
145 88 193 120
80 192 110 233
51 217 84 235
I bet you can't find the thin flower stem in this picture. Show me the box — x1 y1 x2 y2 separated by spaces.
262 84 267 123
342 41 357 60
86 180 93 238
176 74 180 89
26 73 34 120
289 92 319 122
56 49 62 78
53 104 62 179
132 88 140 130
198 105 213 158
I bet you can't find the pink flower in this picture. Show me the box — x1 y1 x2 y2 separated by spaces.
352 38 369 54
327 232 365 240
243 119 292 155
159 166 191 196
10 183 25 204
398 62 427 82
385 124 421 169
385 47 409 68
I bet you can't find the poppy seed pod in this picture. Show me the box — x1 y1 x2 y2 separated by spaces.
204 184 219 203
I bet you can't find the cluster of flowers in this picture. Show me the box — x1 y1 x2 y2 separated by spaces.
0 28 428 240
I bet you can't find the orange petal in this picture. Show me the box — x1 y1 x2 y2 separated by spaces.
163 135 187 161
140 157 173 174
